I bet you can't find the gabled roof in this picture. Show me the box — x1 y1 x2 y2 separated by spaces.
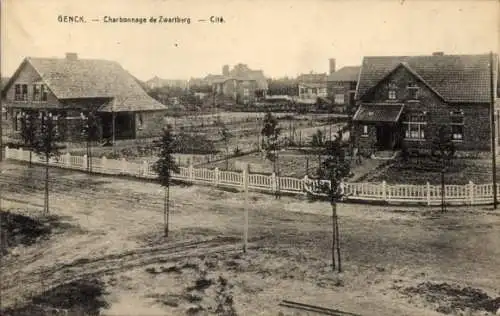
299 82 326 88
327 66 360 82
4 56 167 112
356 54 499 103
297 73 328 84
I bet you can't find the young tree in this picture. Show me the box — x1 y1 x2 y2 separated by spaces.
311 129 326 179
153 125 180 237
430 125 456 212
261 111 282 199
217 118 233 170
33 112 62 214
80 110 100 172
19 111 37 167
320 133 351 272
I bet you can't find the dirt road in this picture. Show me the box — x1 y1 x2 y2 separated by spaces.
1 161 500 315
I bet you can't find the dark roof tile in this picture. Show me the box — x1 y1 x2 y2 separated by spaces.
357 54 499 103
327 66 360 82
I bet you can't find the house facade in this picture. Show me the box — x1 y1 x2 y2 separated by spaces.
208 64 268 106
352 53 500 156
212 78 258 105
327 63 360 114
2 53 167 144
296 72 327 102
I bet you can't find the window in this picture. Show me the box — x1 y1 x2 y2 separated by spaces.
362 125 369 137
407 82 419 100
450 110 464 141
14 84 28 101
403 112 427 140
243 88 249 97
388 90 397 100
33 84 41 101
137 113 144 130
388 81 397 100
14 112 19 131
40 84 49 101
334 94 344 105
52 113 59 136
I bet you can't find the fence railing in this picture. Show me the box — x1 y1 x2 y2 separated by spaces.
5 146 499 206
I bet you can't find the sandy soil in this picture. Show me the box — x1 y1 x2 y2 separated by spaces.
1 161 500 316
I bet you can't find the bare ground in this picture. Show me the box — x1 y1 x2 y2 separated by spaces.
1 161 500 316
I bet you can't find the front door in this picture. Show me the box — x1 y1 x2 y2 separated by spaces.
376 125 395 150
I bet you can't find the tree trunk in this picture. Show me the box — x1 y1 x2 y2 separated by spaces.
276 153 281 200
335 210 342 273
441 169 445 212
44 154 49 214
226 145 229 170
331 201 336 271
29 150 32 168
89 140 92 172
164 186 169 237
87 138 90 173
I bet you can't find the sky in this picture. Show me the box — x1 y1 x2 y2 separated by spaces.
1 0 499 81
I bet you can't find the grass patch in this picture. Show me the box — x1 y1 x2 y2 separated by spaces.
1 278 109 316
363 157 495 185
402 282 500 314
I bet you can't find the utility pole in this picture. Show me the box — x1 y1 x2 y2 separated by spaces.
490 51 498 209
243 164 249 253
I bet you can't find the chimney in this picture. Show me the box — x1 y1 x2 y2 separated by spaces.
222 65 229 76
329 58 336 75
66 52 78 61
432 52 444 56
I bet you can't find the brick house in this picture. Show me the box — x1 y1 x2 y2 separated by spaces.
327 61 360 113
2 53 167 144
210 64 267 105
212 77 258 105
352 52 500 156
297 72 327 101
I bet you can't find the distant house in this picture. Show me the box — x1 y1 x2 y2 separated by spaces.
352 52 500 156
209 64 267 105
212 77 258 105
145 76 188 89
2 53 167 143
297 72 327 101
327 59 360 113
228 64 268 92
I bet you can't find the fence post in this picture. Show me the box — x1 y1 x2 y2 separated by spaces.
65 153 71 166
302 175 308 194
242 168 247 191
214 167 219 186
4 146 9 159
189 164 194 182
382 181 387 201
18 148 23 161
142 161 149 177
271 172 277 194
426 182 431 206
83 154 88 169
469 181 474 206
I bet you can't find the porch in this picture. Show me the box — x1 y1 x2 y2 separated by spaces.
352 103 405 155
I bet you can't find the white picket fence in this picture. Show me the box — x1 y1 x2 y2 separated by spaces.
4 146 499 206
